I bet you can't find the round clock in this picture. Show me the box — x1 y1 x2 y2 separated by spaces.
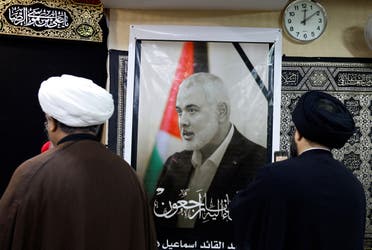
282 0 327 43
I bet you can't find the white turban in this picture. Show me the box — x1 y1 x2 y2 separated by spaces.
38 74 114 127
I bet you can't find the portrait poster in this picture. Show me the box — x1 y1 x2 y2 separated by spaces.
126 25 282 249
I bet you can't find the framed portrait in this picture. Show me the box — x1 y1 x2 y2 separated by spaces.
125 25 282 249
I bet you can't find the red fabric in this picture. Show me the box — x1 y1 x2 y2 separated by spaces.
41 141 51 153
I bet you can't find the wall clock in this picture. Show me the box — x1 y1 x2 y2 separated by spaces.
282 0 327 43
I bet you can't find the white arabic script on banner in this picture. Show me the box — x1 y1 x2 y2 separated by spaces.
157 239 236 249
8 6 70 29
154 189 232 222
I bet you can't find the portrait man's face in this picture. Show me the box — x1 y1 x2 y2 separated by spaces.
176 84 220 151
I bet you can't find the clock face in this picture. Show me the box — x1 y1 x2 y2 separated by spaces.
283 0 327 42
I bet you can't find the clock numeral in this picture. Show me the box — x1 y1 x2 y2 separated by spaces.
309 5 313 10
316 11 320 16
289 12 295 17
290 26 294 31
294 5 299 10
317 26 321 30
302 3 307 8
287 19 292 24
304 33 308 39
311 32 315 37
318 18 322 23
296 32 300 37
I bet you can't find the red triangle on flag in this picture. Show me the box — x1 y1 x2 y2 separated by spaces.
160 42 195 138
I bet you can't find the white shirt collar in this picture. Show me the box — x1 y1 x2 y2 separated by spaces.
300 147 330 155
191 125 234 168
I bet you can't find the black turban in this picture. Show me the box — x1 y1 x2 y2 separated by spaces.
292 91 355 149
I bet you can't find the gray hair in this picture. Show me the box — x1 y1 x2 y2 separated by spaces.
179 72 230 107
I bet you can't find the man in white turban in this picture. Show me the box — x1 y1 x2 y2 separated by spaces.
38 74 114 128
0 75 157 250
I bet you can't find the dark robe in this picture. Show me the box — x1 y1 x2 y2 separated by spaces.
230 149 366 250
0 135 157 250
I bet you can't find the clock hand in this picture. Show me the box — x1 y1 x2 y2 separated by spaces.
301 11 319 24
302 9 307 25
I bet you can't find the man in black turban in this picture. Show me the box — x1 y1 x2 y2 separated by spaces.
230 91 366 250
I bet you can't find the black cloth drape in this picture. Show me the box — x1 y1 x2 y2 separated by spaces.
0 17 108 197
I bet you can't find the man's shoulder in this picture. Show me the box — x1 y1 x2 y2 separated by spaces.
157 150 194 188
164 150 193 166
260 155 323 182
231 127 266 151
227 127 267 163
263 155 304 172
0 153 50 202
14 153 50 179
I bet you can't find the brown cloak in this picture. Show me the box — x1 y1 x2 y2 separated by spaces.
0 137 157 250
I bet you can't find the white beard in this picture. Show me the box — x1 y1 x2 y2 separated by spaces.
181 117 219 151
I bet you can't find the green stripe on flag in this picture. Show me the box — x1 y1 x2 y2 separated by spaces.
144 146 164 198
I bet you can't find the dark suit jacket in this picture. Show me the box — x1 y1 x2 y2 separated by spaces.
231 149 366 250
153 128 266 241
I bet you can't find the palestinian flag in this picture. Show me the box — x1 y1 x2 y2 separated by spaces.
144 41 208 197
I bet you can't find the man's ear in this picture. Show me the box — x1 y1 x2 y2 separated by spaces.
217 102 229 121
294 129 303 142
48 117 58 132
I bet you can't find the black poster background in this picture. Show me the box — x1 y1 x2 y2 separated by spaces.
0 17 108 197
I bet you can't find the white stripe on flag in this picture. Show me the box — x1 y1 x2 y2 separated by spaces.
156 130 184 162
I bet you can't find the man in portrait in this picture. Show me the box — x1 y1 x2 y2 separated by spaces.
152 72 267 242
